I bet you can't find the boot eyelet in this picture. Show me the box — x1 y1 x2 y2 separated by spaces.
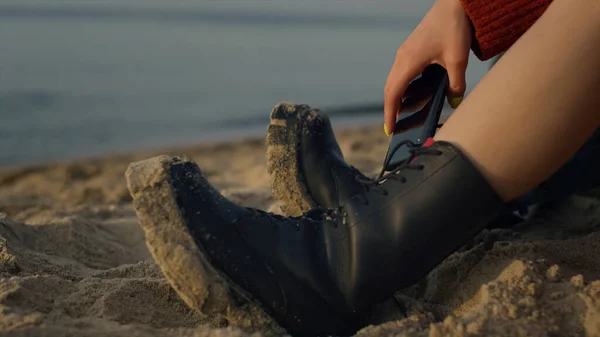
418 164 425 170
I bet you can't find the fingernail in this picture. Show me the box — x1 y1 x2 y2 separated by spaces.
449 96 463 109
384 123 392 136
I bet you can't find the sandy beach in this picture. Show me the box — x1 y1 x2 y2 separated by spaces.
1 123 600 337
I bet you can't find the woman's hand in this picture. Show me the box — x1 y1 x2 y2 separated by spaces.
384 0 472 135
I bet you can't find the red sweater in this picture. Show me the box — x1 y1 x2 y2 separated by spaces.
460 0 553 60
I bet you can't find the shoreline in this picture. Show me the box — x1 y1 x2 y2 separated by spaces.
0 114 385 170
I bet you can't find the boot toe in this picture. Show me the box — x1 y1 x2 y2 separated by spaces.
126 156 234 316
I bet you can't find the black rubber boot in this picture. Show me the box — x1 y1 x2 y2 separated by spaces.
127 141 503 336
127 156 366 337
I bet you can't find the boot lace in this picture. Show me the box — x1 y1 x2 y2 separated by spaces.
353 140 442 201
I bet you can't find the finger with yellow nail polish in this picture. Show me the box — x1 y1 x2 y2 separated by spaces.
449 96 463 109
384 123 392 136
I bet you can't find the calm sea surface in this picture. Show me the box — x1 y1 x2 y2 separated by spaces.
0 1 492 166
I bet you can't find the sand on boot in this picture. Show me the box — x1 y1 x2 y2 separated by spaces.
1 123 600 336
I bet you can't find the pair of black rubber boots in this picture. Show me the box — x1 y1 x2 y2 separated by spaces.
126 102 600 337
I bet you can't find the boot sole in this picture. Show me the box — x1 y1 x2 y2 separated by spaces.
126 156 265 320
266 102 320 216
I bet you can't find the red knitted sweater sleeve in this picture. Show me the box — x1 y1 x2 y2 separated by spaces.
459 0 553 60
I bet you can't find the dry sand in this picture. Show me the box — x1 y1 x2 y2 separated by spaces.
1 124 600 337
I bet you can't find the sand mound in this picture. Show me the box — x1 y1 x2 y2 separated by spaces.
0 213 213 336
0 125 599 336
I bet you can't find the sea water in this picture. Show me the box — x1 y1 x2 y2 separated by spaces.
0 1 492 166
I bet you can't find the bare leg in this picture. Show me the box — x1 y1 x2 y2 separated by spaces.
435 0 600 201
